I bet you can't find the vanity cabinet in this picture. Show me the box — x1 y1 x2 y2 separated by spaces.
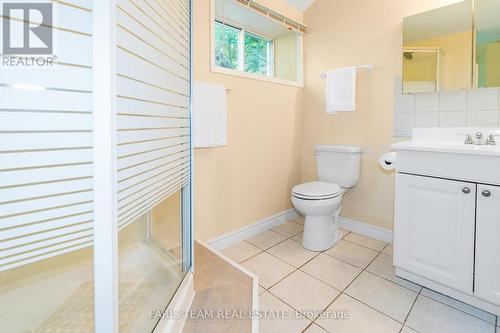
394 174 475 294
392 128 500 315
395 173 500 310
475 184 500 305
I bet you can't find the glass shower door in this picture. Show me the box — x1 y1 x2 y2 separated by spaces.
117 187 191 333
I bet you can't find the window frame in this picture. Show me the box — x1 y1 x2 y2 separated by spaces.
214 19 275 77
210 0 304 87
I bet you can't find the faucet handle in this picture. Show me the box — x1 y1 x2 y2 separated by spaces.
486 134 497 146
475 132 485 145
464 134 474 145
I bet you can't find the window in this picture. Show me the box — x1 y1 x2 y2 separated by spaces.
214 21 240 70
245 32 273 76
214 20 274 76
212 0 304 85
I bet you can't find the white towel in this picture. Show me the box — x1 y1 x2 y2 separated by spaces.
325 67 356 114
192 81 227 148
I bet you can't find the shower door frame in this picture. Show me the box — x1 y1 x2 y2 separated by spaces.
92 0 193 332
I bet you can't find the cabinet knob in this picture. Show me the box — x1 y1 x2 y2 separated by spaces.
462 187 471 194
482 190 491 198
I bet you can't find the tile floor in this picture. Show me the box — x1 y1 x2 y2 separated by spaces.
222 216 500 333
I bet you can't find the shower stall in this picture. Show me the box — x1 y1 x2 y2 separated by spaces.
0 0 192 332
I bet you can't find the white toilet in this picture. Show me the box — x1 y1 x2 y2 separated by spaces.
292 145 362 251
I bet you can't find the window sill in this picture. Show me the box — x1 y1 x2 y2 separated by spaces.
210 65 304 88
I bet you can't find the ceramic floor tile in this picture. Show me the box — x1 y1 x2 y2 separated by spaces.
259 292 311 333
245 230 287 250
382 243 393 256
420 287 496 324
343 233 387 251
316 294 402 333
304 323 328 333
241 252 295 288
259 285 266 295
291 232 303 243
338 228 350 238
325 240 378 269
406 295 495 333
401 326 418 333
220 241 262 263
366 253 422 293
267 239 318 268
272 221 303 237
270 270 340 320
291 229 349 245
345 271 418 322
300 253 361 291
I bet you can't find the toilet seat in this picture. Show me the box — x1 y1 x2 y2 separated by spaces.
292 181 341 200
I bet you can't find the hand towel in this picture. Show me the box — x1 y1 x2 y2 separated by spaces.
326 67 356 114
192 81 227 148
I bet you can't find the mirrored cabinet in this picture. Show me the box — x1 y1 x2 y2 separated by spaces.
475 0 500 88
403 1 473 93
401 0 500 94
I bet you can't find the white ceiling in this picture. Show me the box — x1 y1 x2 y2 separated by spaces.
284 0 315 11
404 1 472 43
475 0 500 31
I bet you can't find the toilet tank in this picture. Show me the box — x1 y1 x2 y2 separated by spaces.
314 145 362 188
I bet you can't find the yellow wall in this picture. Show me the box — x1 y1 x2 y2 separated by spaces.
300 0 463 230
405 31 473 91
275 31 298 81
193 0 303 241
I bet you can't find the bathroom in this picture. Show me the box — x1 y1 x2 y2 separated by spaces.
0 0 499 332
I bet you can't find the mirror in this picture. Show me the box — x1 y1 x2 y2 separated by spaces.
402 1 473 93
474 0 500 88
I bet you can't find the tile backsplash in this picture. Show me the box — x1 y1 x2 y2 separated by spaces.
393 88 500 137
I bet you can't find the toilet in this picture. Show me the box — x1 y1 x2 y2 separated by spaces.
292 145 362 251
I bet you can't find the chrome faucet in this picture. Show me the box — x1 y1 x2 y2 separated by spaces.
486 134 497 146
475 132 485 145
464 134 474 145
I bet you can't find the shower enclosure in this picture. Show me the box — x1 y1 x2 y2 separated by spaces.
0 0 192 332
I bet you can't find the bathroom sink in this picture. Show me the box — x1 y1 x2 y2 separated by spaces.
392 141 500 156
391 128 500 186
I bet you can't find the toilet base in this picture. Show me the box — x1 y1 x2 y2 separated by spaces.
302 215 342 252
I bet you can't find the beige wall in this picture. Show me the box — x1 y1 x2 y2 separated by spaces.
193 0 303 241
275 31 298 81
301 0 464 230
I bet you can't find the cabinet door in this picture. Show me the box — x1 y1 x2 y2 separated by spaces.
394 173 475 293
475 184 500 305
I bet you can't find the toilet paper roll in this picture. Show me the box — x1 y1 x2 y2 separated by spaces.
379 152 397 171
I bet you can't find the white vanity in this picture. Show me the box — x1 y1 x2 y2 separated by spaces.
392 128 500 316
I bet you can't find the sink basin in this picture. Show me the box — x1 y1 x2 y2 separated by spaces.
392 141 500 156
391 128 500 185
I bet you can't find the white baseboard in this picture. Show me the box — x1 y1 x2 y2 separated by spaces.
338 216 393 243
154 272 195 333
206 208 299 250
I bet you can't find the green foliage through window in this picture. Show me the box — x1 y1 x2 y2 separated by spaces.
214 20 273 76
214 21 239 70
244 32 271 75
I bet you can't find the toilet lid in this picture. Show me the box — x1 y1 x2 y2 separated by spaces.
292 181 341 199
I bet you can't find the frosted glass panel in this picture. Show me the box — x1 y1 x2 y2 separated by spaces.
118 190 185 332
